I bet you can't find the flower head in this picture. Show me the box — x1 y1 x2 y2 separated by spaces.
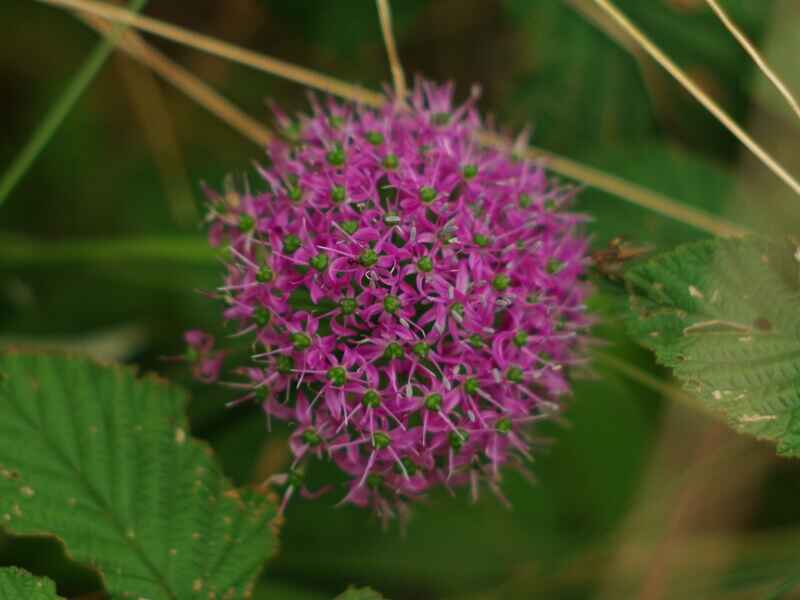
197 78 590 523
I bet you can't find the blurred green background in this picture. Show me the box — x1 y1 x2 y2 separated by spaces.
2 1 800 598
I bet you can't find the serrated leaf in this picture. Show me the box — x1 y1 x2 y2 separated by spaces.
626 237 800 456
335 587 387 600
0 352 277 599
0 568 63 599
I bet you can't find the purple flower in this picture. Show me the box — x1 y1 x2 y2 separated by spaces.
178 329 225 383
196 78 590 523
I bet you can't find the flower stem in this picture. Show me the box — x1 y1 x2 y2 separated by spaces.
0 233 216 266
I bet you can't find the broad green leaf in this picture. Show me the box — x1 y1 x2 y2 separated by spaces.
0 352 277 599
575 143 737 248
335 587 387 600
0 568 62 599
504 0 653 152
504 0 774 157
626 237 800 456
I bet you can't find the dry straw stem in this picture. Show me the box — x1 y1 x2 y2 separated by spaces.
593 351 699 408
107 22 199 227
705 0 800 122
42 0 749 238
38 0 384 106
588 0 800 197
478 130 750 238
376 0 407 103
83 15 272 146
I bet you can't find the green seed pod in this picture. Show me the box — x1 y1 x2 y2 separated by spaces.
372 431 391 449
419 186 437 203
326 145 346 166
362 389 382 408
424 393 443 411
340 220 359 235
276 356 294 374
382 154 399 170
327 366 347 387
513 331 528 347
473 233 490 247
462 164 478 179
283 234 301 254
417 256 434 273
506 366 524 384
383 295 401 314
253 307 271 327
256 266 274 283
302 428 322 446
309 253 329 272
383 342 404 360
359 248 379 267
331 184 346 203
449 429 469 450
413 342 430 359
365 131 384 145
339 297 358 315
492 274 511 292
290 332 312 350
495 417 513 435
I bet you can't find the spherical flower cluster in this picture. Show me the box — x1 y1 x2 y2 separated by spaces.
198 80 590 522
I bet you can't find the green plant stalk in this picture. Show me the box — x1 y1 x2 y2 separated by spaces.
0 0 148 206
0 233 215 266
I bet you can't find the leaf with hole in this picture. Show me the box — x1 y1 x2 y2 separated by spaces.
626 237 800 456
0 352 277 600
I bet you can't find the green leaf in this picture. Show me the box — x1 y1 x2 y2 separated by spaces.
504 0 775 158
0 568 63 599
575 143 738 248
626 237 800 456
504 0 653 152
0 352 277 599
335 587 387 600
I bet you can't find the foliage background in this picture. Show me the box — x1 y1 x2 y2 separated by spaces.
1 0 799 598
